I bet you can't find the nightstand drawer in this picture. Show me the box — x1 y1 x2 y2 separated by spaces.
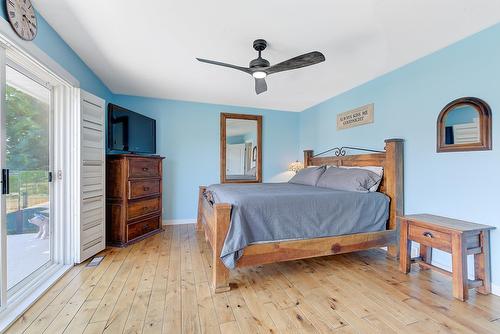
409 224 451 252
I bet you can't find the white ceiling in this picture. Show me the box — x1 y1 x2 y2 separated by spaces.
33 0 500 112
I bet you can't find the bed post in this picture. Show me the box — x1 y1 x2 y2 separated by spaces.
213 203 231 293
197 186 206 231
384 139 404 258
304 150 313 167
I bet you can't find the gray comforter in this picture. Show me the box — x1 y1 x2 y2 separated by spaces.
206 183 390 269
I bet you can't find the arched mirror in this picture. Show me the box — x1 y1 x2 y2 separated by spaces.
220 113 262 183
437 97 492 152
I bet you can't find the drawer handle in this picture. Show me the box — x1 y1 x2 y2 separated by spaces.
142 167 149 171
423 232 434 238
143 186 150 191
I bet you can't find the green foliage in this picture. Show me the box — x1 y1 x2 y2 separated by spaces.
5 85 49 170
9 170 49 195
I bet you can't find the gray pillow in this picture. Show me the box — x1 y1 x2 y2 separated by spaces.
288 166 326 186
316 167 381 193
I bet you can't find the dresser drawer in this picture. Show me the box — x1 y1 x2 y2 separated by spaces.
409 224 451 252
127 216 160 242
127 197 161 220
128 179 160 199
128 158 161 178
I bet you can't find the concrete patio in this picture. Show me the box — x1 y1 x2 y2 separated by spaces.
7 233 50 290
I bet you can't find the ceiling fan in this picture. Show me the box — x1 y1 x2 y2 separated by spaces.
196 39 325 95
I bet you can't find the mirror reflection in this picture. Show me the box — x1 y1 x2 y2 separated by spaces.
225 119 258 180
443 104 480 145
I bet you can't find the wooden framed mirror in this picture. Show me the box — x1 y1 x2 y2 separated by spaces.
220 113 262 183
437 97 492 152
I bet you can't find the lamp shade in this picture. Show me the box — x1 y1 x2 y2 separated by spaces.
288 160 304 173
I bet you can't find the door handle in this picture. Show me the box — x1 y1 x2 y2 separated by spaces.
2 169 9 195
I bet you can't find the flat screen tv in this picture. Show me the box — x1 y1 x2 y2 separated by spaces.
108 103 156 154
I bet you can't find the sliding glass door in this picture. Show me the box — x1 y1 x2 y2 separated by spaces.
3 63 52 293
0 34 79 320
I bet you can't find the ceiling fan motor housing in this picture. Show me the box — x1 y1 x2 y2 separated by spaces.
249 57 270 68
250 39 270 68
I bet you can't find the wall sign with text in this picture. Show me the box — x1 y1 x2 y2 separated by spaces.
336 104 374 130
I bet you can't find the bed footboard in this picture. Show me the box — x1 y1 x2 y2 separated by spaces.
197 186 231 293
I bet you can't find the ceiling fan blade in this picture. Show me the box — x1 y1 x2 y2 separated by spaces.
265 51 325 75
255 78 267 94
196 58 252 74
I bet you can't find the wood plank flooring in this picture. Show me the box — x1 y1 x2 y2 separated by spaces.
7 224 500 333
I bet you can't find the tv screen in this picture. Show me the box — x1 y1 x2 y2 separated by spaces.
108 103 156 154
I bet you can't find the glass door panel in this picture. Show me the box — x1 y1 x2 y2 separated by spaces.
5 65 51 290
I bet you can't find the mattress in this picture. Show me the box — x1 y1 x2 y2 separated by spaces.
206 183 390 269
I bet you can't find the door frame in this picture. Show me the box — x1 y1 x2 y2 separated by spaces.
0 20 80 331
0 37 77 317
0 39 7 310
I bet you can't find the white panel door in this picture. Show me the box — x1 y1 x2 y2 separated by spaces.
76 90 105 263
227 144 245 175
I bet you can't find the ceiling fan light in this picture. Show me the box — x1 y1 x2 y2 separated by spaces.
252 71 267 79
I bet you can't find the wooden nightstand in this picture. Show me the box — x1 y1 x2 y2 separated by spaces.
399 214 495 301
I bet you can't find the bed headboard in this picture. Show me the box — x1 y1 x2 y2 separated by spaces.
303 139 404 233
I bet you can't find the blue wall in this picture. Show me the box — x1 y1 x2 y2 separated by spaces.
227 135 246 144
300 23 500 288
113 95 299 221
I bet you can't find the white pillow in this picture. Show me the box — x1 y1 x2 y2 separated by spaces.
339 166 383 192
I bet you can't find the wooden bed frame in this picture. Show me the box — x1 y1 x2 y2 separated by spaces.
197 138 404 293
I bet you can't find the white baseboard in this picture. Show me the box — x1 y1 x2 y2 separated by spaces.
492 284 500 296
162 219 196 225
411 243 499 297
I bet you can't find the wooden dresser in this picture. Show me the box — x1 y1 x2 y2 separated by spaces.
106 154 165 247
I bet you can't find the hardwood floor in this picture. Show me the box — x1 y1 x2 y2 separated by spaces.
7 224 500 333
